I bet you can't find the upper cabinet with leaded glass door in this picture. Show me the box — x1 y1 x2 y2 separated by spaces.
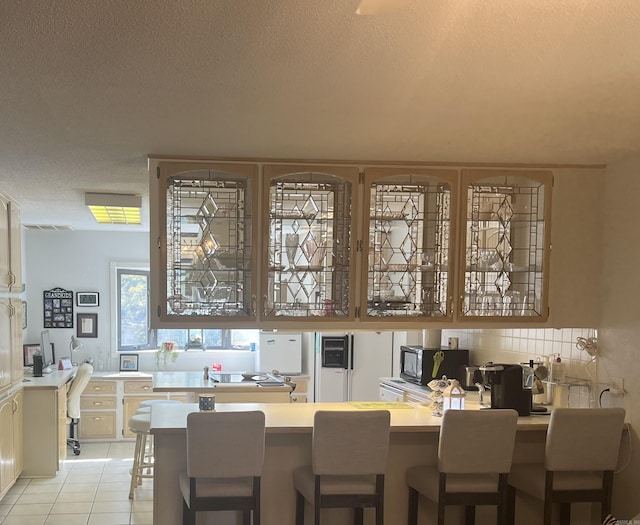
360 168 458 324
150 161 259 327
458 169 552 321
261 165 360 324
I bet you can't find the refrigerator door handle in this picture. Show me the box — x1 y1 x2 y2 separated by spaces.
350 334 354 370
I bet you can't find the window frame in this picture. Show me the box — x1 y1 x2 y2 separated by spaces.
113 264 257 353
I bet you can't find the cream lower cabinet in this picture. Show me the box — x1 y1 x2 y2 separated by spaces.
379 383 404 402
0 298 23 392
122 380 166 439
12 390 23 478
23 383 67 477
289 378 308 403
80 377 186 440
0 392 19 498
79 380 117 440
122 380 187 439
57 383 68 464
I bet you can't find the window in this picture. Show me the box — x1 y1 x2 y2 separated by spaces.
116 267 258 351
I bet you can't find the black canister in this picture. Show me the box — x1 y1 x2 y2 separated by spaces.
33 354 44 377
199 394 215 411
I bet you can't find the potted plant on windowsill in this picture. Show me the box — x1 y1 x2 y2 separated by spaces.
156 341 179 369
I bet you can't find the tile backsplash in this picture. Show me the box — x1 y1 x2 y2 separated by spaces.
442 328 600 408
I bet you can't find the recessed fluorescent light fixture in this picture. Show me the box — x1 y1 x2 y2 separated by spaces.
85 193 142 225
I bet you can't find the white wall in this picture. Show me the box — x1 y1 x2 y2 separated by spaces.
598 155 640 519
23 230 257 372
24 230 147 368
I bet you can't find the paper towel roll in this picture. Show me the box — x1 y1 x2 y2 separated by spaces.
422 329 442 349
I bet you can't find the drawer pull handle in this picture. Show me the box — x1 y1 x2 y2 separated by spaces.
142 386 150 390
94 387 102 391
93 402 102 405
92 417 103 421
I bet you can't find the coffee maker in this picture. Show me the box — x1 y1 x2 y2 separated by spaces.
479 363 531 416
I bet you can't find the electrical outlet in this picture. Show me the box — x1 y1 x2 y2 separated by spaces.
610 377 624 396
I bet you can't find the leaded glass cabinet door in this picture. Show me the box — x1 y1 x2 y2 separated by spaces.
262 165 360 323
361 168 458 323
151 162 258 326
459 169 552 321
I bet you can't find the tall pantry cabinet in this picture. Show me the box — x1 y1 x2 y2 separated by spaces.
0 191 24 500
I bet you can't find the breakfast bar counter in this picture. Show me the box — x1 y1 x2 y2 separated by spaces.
150 402 557 525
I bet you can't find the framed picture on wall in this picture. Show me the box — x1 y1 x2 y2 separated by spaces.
76 292 99 307
77 313 98 338
23 344 41 366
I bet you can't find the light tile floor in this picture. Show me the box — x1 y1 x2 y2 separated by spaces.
0 442 152 525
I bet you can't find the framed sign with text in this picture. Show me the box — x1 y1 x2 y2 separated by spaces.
43 287 74 328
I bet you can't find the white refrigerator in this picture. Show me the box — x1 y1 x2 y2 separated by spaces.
315 332 394 402
258 332 303 374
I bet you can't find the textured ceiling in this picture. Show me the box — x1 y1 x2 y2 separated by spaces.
1 0 639 231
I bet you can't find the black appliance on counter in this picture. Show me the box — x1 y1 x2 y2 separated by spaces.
400 346 469 386
480 363 532 416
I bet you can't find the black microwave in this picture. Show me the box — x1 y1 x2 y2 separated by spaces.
400 346 469 386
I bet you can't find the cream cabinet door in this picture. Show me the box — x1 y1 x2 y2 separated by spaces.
0 300 11 391
261 164 360 323
122 395 162 438
7 199 21 293
0 195 9 293
458 169 552 321
0 397 15 494
12 390 23 477
362 168 458 324
150 161 260 326
0 194 21 294
10 299 23 386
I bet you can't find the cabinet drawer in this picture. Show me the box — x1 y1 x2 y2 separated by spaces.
379 385 404 403
291 380 307 393
404 392 430 404
80 396 117 410
290 393 307 403
85 381 117 395
79 412 117 439
124 381 153 394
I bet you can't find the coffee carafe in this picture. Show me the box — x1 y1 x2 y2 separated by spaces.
479 363 531 416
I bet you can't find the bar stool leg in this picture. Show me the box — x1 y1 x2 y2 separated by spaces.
129 430 143 499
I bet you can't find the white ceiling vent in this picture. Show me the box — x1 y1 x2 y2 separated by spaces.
23 224 75 231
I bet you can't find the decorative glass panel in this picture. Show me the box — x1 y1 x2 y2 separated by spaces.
463 174 547 317
165 172 253 317
367 179 452 318
265 173 353 318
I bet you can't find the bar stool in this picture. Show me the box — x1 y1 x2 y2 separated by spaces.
406 409 518 525
294 410 391 525
179 410 266 525
507 407 626 525
131 400 183 494
129 413 153 499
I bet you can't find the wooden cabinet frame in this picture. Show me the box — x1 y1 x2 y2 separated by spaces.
149 157 555 328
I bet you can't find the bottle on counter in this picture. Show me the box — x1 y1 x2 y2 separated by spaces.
550 354 565 383
203 366 209 380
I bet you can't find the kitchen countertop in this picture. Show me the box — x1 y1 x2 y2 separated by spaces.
91 371 153 379
152 371 294 393
21 368 75 389
150 400 552 435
